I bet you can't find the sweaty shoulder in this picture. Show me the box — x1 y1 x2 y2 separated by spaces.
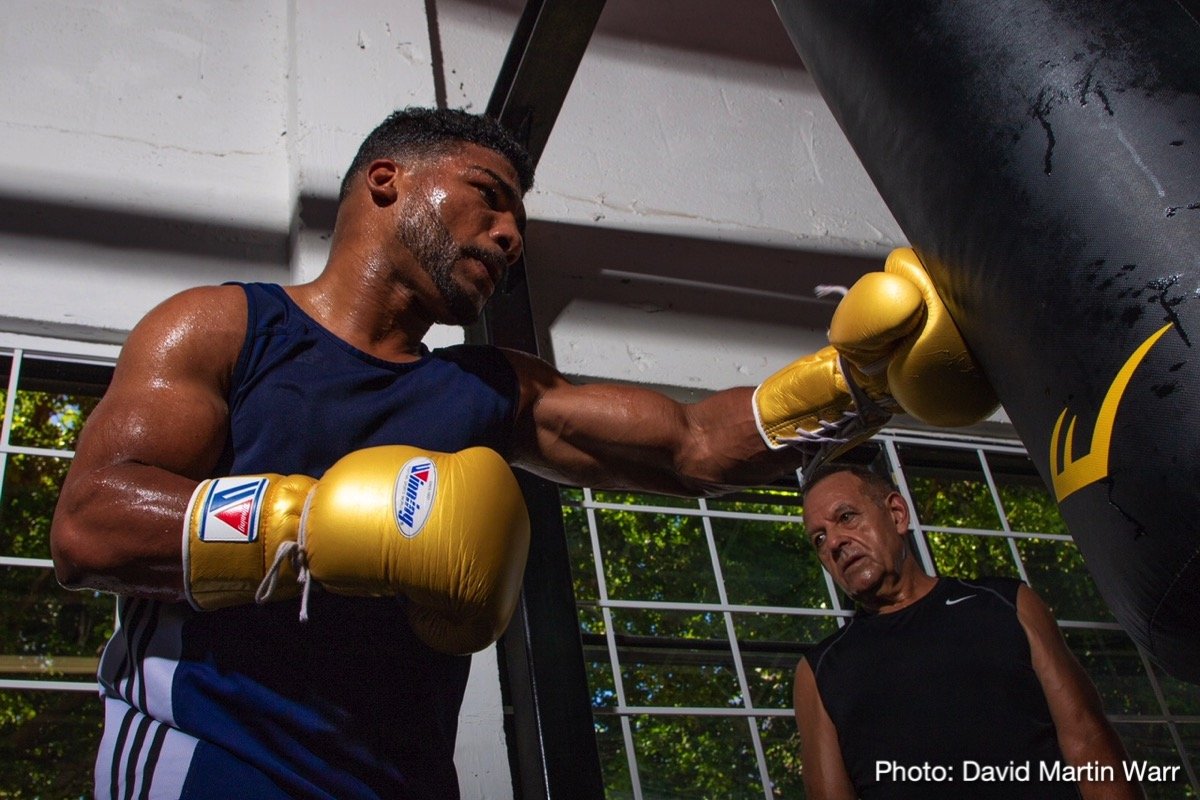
121 284 249 390
137 284 247 336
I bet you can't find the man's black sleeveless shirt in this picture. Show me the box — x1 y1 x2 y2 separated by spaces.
806 577 1081 799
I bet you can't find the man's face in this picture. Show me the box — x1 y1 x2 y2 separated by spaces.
394 143 526 325
802 471 910 602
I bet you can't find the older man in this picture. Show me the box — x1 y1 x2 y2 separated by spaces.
794 465 1142 799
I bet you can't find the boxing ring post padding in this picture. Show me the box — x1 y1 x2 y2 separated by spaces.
771 0 1200 681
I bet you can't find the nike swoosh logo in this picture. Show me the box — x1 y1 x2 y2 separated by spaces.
945 595 976 605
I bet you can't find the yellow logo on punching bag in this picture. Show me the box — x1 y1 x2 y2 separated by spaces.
1050 323 1173 501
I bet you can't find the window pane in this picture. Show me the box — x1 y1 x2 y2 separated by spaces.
631 715 765 800
561 490 600 602
577 604 604 637
734 612 838 711
987 451 1068 535
596 508 717 603
1 454 72 559
582 636 618 711
759 715 805 799
611 609 740 709
1153 667 1200 716
1176 722 1200 797
1110 721 1196 800
0 566 113 680
898 444 1002 529
709 485 817 606
712 515 824 608
0 354 10 436
593 712 634 799
1064 628 1159 715
1017 537 1113 621
735 612 840 650
925 531 1021 579
0 353 113 800
0 689 101 798
9 357 111 450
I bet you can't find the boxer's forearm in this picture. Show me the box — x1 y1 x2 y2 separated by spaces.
51 460 196 600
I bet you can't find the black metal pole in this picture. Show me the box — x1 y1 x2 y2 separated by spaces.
479 1 609 797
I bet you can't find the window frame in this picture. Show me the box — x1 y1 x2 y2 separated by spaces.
0 332 119 693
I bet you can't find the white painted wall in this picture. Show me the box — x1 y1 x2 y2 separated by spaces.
0 0 465 346
0 1 291 338
0 1 1009 797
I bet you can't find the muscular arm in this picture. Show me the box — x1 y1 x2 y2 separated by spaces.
501 248 998 496
503 349 804 495
1017 585 1145 800
49 286 246 600
793 657 857 800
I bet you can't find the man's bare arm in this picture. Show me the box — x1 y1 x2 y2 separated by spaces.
503 349 805 496
793 657 857 800
50 286 246 600
1018 585 1145 800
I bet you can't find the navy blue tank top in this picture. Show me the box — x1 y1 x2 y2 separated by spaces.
807 577 1080 800
221 282 517 474
96 283 520 800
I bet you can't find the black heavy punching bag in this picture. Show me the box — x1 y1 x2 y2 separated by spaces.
771 0 1200 681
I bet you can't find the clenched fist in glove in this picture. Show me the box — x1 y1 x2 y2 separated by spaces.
829 247 998 427
753 247 997 469
182 445 530 655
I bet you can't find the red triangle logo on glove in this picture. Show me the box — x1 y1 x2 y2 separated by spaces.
214 499 253 538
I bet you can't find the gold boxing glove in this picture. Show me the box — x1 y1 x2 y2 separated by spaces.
183 473 316 610
752 261 920 454
751 344 895 476
830 247 998 427
300 445 531 655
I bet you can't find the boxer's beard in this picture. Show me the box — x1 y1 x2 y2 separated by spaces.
396 195 503 325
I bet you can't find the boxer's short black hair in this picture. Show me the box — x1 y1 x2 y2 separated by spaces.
339 107 534 200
